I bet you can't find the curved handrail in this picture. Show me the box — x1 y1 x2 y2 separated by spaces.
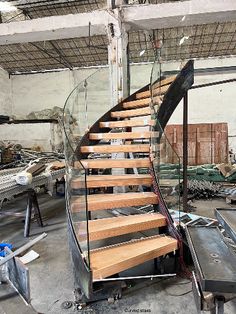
62 69 103 268
62 58 194 279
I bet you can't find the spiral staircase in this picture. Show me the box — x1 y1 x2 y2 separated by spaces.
64 60 194 299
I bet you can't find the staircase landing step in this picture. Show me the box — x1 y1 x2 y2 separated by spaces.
90 234 178 279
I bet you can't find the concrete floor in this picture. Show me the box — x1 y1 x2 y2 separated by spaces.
189 198 233 219
1 193 236 314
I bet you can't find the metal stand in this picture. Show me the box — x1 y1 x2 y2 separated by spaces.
214 298 224 314
24 189 43 237
0 189 43 237
183 92 188 212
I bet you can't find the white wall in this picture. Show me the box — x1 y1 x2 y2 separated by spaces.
166 58 236 150
131 58 236 151
0 123 62 151
0 67 12 115
0 57 236 152
11 67 108 117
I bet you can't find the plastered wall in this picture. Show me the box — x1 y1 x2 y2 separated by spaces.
0 57 236 153
0 67 12 116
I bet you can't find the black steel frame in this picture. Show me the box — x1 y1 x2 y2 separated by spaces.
65 60 195 300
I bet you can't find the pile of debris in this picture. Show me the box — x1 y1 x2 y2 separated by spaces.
0 141 64 170
187 180 222 199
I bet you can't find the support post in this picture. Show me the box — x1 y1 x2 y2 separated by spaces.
107 11 129 107
183 92 188 212
107 8 130 192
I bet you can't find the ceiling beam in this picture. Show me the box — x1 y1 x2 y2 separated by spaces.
0 10 107 45
0 0 235 45
123 0 236 30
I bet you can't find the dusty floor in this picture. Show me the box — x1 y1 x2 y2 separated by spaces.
188 198 233 219
0 192 236 314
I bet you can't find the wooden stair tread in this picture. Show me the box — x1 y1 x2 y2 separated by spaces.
122 96 163 109
152 75 176 90
71 192 158 212
111 107 151 118
122 98 151 109
90 234 178 279
78 158 151 169
80 144 150 153
89 131 151 140
71 174 152 188
76 213 166 242
100 119 153 128
134 76 175 100
136 84 170 99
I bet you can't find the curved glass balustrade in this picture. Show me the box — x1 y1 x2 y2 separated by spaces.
63 45 192 269
63 68 110 267
150 45 182 212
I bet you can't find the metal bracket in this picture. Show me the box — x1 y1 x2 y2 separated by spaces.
4 247 31 304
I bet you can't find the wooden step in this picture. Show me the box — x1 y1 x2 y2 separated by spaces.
89 131 151 140
77 213 166 242
100 119 153 129
71 174 152 189
122 96 162 109
152 75 176 90
71 192 158 212
90 234 178 279
122 97 151 109
136 84 170 99
111 107 151 118
134 76 175 101
78 158 151 169
80 144 150 154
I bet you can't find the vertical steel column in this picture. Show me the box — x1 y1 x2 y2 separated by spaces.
183 92 188 212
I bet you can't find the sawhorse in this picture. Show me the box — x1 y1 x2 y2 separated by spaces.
0 189 43 238
24 189 43 237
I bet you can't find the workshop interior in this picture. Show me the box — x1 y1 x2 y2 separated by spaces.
0 1 236 314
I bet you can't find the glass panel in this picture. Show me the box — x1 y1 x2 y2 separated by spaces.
63 68 110 267
63 80 90 266
150 118 181 212
150 43 182 213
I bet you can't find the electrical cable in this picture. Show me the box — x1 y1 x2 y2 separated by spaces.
164 289 192 297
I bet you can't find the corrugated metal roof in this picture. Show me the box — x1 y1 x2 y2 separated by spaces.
0 1 235 73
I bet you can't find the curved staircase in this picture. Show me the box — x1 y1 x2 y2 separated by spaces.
64 60 194 298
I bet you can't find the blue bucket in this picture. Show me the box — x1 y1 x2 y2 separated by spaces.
0 243 13 257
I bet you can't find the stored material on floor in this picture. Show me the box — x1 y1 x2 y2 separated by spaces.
186 225 236 313
215 208 236 243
